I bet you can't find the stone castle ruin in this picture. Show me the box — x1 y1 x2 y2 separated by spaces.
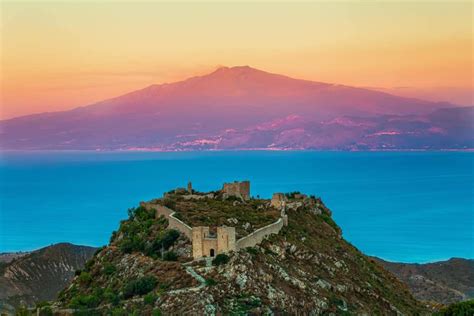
192 226 236 258
142 181 289 260
270 193 287 209
222 181 250 200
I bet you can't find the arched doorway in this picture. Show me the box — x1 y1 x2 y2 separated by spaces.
210 249 215 257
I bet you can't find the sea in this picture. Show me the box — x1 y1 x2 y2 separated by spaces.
0 151 472 263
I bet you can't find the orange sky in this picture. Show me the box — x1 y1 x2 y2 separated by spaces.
1 1 472 119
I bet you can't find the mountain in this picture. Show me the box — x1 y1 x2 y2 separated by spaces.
2 66 470 151
189 106 474 150
374 257 474 305
49 187 428 315
0 243 96 309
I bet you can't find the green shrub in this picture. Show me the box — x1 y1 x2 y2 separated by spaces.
77 271 92 285
35 301 50 308
122 276 158 299
39 307 53 316
146 230 180 256
128 206 155 221
84 258 95 271
163 251 178 261
16 307 30 316
103 263 116 275
205 278 217 286
144 293 158 305
435 299 474 316
69 294 100 308
103 288 119 306
212 253 230 266
152 309 162 316
119 236 145 254
245 247 258 255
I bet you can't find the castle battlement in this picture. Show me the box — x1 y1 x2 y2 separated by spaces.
144 181 288 260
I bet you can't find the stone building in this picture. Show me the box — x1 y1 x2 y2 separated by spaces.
143 181 290 260
271 193 287 209
222 181 250 200
187 181 193 194
192 226 236 259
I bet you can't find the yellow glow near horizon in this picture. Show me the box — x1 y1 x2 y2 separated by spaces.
1 1 472 119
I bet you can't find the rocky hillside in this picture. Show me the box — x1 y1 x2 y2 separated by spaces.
0 243 96 309
374 257 474 305
53 190 428 315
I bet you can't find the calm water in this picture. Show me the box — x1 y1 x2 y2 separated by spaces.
0 151 472 263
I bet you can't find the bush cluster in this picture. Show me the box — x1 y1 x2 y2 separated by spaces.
103 262 117 275
69 294 100 309
77 271 92 285
122 276 158 299
117 205 180 258
212 253 230 266
163 251 178 261
435 299 474 316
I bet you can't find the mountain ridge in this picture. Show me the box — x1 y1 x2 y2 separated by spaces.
0 243 97 309
1 66 470 151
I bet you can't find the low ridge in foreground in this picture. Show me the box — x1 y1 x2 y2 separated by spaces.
47 181 428 315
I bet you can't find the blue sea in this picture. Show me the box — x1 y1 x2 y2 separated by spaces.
0 151 472 263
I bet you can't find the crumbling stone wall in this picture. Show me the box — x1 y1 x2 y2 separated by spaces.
141 202 192 239
168 214 192 240
236 218 284 250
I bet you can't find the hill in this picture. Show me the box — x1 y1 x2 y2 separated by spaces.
0 243 96 309
50 185 427 315
375 257 474 305
2 66 472 151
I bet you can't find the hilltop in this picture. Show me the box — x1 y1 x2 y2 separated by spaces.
49 182 427 315
2 66 472 151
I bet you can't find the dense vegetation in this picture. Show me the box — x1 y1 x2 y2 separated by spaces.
434 299 474 316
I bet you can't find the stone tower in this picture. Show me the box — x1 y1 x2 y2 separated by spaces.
187 181 193 194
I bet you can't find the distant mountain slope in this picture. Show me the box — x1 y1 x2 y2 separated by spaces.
0 243 96 308
374 257 474 304
164 106 474 150
1 66 465 150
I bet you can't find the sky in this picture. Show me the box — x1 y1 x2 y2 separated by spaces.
1 1 472 119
